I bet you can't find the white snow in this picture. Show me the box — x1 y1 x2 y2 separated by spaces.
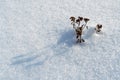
0 0 120 80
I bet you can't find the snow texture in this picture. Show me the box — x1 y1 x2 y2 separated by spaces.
0 0 120 80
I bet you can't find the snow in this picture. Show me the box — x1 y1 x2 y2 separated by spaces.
0 0 120 80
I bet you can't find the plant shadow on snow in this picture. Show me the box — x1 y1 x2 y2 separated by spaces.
84 27 95 39
57 29 75 47
25 55 48 68
10 27 98 68
11 53 48 68
57 27 96 47
11 55 38 65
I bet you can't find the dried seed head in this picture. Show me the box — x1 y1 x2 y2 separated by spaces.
97 24 102 29
84 18 90 23
78 16 83 21
70 16 75 22
76 19 80 23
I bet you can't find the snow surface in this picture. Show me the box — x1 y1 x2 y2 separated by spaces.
0 0 120 80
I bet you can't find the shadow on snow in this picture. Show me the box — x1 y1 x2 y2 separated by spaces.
10 27 97 68
57 29 75 47
11 53 48 68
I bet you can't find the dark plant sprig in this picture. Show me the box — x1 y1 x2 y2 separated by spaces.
70 16 76 28
76 16 83 27
70 16 75 22
84 18 90 23
97 24 102 29
83 18 90 29
76 18 80 26
78 16 83 21
75 24 85 43
95 24 102 32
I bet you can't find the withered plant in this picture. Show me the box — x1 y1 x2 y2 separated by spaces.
70 16 76 28
69 16 91 43
95 24 102 32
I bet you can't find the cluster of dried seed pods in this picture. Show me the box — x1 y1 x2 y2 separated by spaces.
70 16 102 43
70 16 90 43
